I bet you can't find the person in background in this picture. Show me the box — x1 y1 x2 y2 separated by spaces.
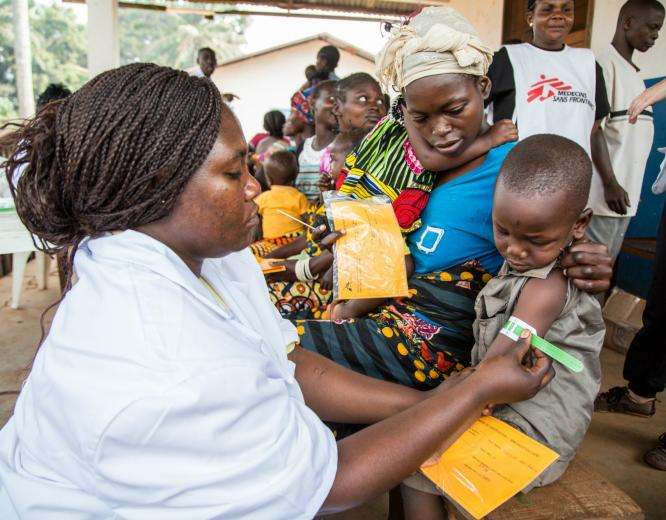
253 110 289 163
333 72 386 134
402 135 604 516
596 73 666 472
193 47 238 103
587 0 664 260
315 45 341 82
294 80 338 203
252 151 308 257
486 0 619 226
285 92 315 153
194 47 217 78
36 83 72 109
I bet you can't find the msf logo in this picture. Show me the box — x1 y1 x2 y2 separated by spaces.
527 74 572 102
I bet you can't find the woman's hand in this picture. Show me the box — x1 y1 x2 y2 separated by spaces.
475 331 554 406
560 239 613 293
320 266 334 291
628 80 666 123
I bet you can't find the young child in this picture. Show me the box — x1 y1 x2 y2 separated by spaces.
318 128 368 194
294 80 338 203
251 151 308 256
333 72 386 134
402 134 605 518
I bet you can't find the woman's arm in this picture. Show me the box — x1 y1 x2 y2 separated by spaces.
299 334 553 514
404 111 517 172
628 79 666 123
590 120 630 215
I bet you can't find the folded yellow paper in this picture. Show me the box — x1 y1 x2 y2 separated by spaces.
326 195 409 300
255 257 287 275
421 416 559 519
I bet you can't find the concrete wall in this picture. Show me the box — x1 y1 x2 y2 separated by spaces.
211 39 375 139
451 0 504 49
590 0 666 79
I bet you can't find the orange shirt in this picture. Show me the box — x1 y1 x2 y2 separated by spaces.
255 185 309 239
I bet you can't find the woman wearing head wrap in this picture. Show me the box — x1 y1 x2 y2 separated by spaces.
295 5 611 433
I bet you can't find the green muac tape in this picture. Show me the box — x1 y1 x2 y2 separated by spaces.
502 319 584 373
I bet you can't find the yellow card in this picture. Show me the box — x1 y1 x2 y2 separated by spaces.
328 199 409 300
421 416 559 519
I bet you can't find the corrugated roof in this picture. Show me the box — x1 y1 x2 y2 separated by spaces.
185 1 449 17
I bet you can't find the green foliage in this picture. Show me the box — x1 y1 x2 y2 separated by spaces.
0 1 246 120
119 11 246 69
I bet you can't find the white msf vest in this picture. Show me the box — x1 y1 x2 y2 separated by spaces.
505 43 597 156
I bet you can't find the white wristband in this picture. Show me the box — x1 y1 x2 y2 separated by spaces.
500 316 537 341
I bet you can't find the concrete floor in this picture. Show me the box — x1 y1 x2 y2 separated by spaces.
1 260 665 519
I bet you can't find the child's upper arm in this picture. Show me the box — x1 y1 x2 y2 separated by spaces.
480 270 567 361
512 269 568 337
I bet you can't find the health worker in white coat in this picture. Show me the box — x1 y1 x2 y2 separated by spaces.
0 63 553 519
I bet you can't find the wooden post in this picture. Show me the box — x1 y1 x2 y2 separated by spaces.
86 0 120 77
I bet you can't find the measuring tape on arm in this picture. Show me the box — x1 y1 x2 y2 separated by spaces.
500 316 583 373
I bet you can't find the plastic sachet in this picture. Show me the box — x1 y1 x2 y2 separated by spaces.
323 192 409 301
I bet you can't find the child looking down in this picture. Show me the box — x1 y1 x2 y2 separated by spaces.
401 134 604 518
254 151 308 240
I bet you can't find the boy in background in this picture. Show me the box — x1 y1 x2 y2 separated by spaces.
254 151 308 244
587 0 664 260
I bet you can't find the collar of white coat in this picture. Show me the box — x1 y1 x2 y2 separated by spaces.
78 230 251 321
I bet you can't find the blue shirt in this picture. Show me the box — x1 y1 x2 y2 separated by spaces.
408 142 515 275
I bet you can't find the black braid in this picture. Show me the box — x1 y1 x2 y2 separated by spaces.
0 63 223 349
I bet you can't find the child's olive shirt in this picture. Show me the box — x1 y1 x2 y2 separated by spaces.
472 260 605 490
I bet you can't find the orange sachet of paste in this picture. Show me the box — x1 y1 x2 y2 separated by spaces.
324 193 409 300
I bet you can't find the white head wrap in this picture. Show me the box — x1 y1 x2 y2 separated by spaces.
376 6 494 92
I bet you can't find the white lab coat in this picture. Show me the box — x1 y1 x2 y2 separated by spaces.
0 230 337 519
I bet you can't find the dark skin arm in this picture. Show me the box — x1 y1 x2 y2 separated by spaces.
404 111 518 172
590 119 630 215
288 336 554 514
484 269 567 359
263 235 308 259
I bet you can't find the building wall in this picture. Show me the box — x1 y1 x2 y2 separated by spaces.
211 39 375 138
590 0 666 79
451 0 504 49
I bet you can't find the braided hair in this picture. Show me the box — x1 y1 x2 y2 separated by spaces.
1 63 223 294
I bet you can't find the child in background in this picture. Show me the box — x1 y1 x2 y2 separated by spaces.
294 80 338 203
333 72 386 134
318 128 368 193
401 135 604 518
251 151 308 257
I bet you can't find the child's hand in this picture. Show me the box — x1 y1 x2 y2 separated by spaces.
311 225 344 252
487 119 518 147
318 172 334 193
319 266 334 291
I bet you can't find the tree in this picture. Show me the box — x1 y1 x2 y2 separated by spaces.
0 0 87 120
119 10 246 70
0 2 246 121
